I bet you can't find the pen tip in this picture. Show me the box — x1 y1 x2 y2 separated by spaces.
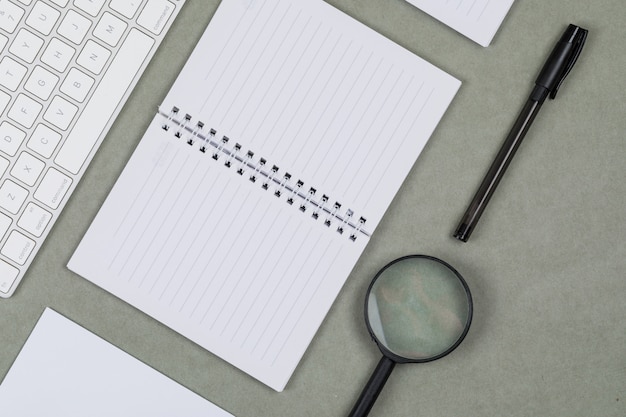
453 224 471 242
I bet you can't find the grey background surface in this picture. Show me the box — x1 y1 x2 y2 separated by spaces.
1 1 625 416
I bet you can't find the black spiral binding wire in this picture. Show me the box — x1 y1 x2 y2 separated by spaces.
159 106 370 241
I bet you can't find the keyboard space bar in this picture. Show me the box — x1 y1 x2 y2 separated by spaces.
55 29 155 175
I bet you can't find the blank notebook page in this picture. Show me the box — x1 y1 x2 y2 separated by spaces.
405 0 515 46
69 0 460 391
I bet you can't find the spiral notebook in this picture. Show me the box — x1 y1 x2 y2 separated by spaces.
69 0 460 391
405 0 515 46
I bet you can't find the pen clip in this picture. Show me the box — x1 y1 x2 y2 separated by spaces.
550 25 588 99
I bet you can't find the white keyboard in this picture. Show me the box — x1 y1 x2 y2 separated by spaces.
0 0 185 297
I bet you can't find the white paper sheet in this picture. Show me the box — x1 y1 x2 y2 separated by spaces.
0 308 233 417
406 0 515 46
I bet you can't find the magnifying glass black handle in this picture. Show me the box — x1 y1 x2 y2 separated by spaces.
348 356 396 417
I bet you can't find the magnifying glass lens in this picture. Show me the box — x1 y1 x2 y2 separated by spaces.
367 257 471 361
348 256 472 417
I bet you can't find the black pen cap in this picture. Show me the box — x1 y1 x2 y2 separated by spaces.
535 24 588 99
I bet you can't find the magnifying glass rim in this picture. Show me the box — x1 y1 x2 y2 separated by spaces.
364 254 473 364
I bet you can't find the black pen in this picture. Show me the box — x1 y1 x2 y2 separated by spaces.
453 24 588 242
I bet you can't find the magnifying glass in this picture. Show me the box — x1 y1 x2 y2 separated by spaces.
348 255 473 417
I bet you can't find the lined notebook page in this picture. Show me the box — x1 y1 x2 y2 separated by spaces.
160 0 460 228
70 121 367 391
405 0 514 46
69 0 459 391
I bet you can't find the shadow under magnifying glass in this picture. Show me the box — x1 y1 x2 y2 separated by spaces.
348 255 473 417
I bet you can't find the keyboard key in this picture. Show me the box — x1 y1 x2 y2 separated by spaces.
77 40 111 74
43 95 77 130
56 28 154 174
138 0 175 35
8 93 42 128
0 121 26 156
57 9 91 44
18 202 51 237
27 123 62 158
0 90 10 115
25 65 59 100
1 230 35 265
0 179 28 214
48 0 68 6
9 28 45 63
0 56 27 91
0 259 19 294
60 67 94 102
34 168 71 209
93 12 127 47
41 37 75 72
11 151 45 186
0 0 25 33
15 0 32 5
25 1 61 35
110 0 142 19
74 0 106 17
